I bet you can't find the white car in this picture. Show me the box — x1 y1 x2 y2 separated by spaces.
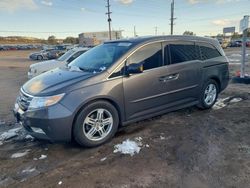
28 47 89 79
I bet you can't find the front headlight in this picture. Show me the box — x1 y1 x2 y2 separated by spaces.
28 93 65 110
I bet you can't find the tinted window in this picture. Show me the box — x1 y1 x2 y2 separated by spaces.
127 43 163 71
198 42 221 60
169 41 196 64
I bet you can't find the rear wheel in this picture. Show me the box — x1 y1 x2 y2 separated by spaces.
73 101 119 147
197 79 219 109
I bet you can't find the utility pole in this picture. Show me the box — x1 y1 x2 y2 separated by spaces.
170 0 175 35
134 26 137 37
106 0 112 40
154 26 158 35
240 15 249 78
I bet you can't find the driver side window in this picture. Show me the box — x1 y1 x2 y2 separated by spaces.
127 42 163 71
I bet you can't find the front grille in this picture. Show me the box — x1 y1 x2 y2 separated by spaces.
17 89 33 111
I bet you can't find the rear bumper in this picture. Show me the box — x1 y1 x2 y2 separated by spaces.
220 66 230 92
13 103 74 142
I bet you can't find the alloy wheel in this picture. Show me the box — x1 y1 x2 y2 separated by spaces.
83 108 113 141
204 83 217 106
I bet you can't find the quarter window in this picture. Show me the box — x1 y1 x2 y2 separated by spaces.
127 43 163 71
198 42 221 60
169 41 197 64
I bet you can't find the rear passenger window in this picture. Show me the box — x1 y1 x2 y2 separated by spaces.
127 43 163 71
169 41 197 64
198 42 221 60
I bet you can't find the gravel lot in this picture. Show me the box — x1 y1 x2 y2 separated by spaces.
0 48 250 188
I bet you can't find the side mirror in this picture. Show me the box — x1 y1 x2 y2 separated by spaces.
127 63 143 74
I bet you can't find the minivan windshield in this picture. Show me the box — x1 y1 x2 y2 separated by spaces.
58 49 75 61
69 42 133 72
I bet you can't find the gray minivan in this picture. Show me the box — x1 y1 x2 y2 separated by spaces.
14 36 229 147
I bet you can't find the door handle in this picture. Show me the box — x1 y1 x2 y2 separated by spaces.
159 74 179 82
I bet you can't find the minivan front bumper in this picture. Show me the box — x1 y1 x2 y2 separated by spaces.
13 102 74 142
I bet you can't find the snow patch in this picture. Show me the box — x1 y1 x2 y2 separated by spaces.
58 181 62 185
25 135 34 141
100 157 107 162
39 154 47 160
135 137 142 142
22 167 36 173
230 98 242 103
114 139 142 156
160 136 166 140
213 97 243 110
11 150 30 158
213 97 229 110
0 127 22 141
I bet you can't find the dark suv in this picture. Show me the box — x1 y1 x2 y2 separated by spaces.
14 36 229 147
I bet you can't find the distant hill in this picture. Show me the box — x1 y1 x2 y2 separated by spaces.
0 36 46 44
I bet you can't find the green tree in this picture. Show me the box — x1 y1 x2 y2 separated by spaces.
63 37 79 44
231 32 242 39
183 31 195 36
47 35 57 45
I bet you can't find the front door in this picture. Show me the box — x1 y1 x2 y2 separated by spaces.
123 42 169 120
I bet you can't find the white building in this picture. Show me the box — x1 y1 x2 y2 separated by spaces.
79 31 123 46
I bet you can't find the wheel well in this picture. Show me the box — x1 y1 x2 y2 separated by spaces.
210 77 221 92
71 98 122 141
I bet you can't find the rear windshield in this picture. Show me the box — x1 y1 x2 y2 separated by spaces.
69 42 133 72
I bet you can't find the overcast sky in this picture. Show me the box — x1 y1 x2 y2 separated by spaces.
0 0 249 39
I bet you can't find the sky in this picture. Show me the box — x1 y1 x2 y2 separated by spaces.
0 0 249 39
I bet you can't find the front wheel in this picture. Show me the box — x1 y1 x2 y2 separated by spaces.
73 101 119 147
37 55 43 60
197 79 219 109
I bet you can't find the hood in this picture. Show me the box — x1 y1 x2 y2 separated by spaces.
23 67 94 96
30 59 60 68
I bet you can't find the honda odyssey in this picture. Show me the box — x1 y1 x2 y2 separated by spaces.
14 36 229 147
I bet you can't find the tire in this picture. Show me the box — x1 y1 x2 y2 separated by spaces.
197 79 219 109
37 55 43 60
73 101 119 147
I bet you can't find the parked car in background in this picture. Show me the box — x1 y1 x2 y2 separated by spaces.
15 36 229 147
229 40 242 47
246 41 250 47
29 49 54 60
28 47 89 78
47 49 65 60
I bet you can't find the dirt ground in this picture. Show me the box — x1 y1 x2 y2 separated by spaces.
0 48 250 188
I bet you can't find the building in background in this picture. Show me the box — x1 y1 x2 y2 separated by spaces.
79 31 122 46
